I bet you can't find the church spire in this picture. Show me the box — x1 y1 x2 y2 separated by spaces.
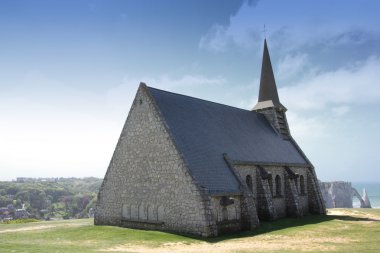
253 39 286 111
253 39 289 137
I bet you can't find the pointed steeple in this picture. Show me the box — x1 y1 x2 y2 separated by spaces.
253 39 286 111
253 40 290 138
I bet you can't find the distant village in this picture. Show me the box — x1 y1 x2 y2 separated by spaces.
14 177 75 183
1 178 56 221
0 205 30 221
0 177 100 222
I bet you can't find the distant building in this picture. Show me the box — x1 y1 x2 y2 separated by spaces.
95 40 326 237
6 204 15 213
16 177 58 183
14 209 30 219
0 207 8 213
88 208 95 218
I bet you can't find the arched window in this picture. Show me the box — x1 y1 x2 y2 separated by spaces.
138 203 147 220
147 205 156 221
294 177 299 193
131 205 138 219
122 204 130 219
246 175 253 192
275 175 282 197
157 206 165 221
300 175 305 195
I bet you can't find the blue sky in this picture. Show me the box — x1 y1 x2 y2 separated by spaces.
1 0 379 182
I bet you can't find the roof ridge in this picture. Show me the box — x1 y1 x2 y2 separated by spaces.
147 86 254 113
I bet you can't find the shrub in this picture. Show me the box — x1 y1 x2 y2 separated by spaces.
3 218 39 224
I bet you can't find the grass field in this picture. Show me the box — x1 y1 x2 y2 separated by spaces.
0 208 379 253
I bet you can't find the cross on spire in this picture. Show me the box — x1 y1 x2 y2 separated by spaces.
262 24 267 39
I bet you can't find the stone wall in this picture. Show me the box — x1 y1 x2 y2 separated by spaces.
210 196 241 222
263 166 286 219
210 196 242 234
95 85 216 236
306 170 326 214
233 164 310 220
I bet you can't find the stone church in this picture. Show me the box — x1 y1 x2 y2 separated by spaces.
95 40 326 237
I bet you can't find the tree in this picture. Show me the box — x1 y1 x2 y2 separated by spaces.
0 196 12 207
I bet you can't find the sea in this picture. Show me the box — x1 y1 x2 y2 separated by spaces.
352 182 380 208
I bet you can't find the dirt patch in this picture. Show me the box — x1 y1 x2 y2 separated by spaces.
328 209 380 222
101 235 355 253
0 221 87 234
0 225 56 233
327 209 352 216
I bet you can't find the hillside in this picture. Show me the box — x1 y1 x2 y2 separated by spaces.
0 208 379 252
0 178 102 221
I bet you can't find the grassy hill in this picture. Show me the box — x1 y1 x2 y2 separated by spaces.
0 208 379 253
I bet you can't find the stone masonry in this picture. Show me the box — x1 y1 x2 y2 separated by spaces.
95 86 217 236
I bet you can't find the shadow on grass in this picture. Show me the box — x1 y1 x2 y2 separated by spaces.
328 215 380 222
188 214 380 243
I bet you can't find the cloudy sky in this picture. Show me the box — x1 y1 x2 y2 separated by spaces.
1 0 379 182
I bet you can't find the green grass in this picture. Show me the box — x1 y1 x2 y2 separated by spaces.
0 219 196 252
0 208 379 253
2 218 39 224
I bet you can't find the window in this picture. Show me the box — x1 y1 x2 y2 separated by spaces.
147 205 156 221
246 175 253 192
157 206 165 221
138 203 147 220
275 175 282 197
122 204 130 219
300 175 306 195
131 205 138 219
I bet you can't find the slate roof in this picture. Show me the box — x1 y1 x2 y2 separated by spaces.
148 86 308 195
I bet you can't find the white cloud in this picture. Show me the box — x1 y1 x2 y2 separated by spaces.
199 25 231 52
265 54 380 181
199 2 261 52
280 56 380 111
331 106 350 116
273 55 380 156
199 1 379 53
325 30 373 47
157 74 226 89
107 74 226 113
0 73 227 180
277 53 310 82
286 111 328 140
0 71 121 180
